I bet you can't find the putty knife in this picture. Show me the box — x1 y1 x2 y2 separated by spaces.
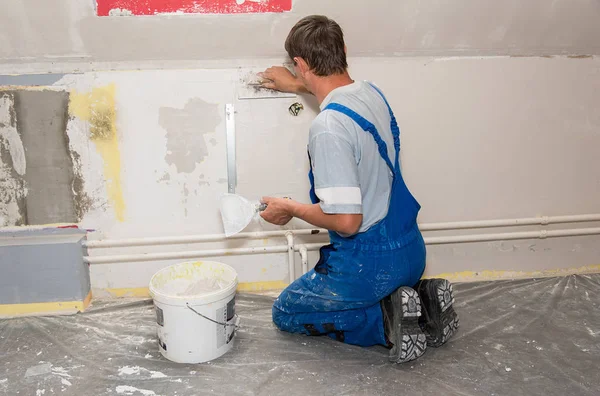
219 193 267 237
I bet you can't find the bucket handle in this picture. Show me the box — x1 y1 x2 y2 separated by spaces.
186 303 240 329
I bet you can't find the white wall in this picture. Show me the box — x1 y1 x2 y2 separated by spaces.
37 56 599 291
1 0 599 68
1 0 600 292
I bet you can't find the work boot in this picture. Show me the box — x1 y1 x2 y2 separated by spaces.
415 279 460 347
382 287 427 363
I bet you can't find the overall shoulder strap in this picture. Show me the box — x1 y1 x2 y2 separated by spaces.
368 83 401 172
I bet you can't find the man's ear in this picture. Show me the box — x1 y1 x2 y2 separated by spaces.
295 57 310 76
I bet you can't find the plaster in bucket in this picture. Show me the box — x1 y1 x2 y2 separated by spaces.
149 261 239 364
219 193 267 237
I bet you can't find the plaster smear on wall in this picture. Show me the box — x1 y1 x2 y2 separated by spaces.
63 112 111 227
0 92 27 226
69 84 126 222
0 94 26 176
0 161 24 226
50 70 235 238
68 148 97 221
159 98 221 174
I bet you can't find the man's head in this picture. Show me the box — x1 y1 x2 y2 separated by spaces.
285 15 348 85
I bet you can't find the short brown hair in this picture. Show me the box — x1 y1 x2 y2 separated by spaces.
285 15 348 77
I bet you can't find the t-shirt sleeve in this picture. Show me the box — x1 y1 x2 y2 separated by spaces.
308 131 362 214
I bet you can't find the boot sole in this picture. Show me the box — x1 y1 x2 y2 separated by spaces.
389 287 427 363
426 279 460 347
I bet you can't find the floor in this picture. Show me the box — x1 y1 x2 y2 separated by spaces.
1 274 599 396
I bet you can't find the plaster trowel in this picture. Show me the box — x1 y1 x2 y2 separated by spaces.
220 193 267 237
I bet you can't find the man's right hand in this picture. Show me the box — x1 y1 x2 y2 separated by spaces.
258 66 308 94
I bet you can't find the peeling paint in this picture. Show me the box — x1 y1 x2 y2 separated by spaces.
69 84 126 222
0 93 27 226
0 93 26 176
0 148 27 227
198 173 209 186
159 98 221 174
182 183 189 217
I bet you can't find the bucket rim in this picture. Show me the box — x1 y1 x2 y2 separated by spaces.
149 260 238 304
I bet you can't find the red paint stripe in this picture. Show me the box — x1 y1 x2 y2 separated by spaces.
97 0 292 16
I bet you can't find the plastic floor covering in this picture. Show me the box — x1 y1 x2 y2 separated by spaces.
1 274 599 396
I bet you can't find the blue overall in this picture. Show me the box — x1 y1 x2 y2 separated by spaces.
272 84 426 347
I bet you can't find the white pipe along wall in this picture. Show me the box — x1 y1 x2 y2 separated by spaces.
84 213 600 285
1 1 600 293
83 214 600 248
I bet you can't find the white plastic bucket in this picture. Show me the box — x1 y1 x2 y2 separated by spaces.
149 261 239 364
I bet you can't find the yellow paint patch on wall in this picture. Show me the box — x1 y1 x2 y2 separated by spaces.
237 280 288 292
93 264 600 300
0 291 92 318
99 280 289 299
424 264 600 283
102 287 151 298
69 84 125 222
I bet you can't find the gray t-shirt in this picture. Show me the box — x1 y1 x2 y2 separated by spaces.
309 80 396 234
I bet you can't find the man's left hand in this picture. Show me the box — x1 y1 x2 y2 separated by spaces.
260 197 294 226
